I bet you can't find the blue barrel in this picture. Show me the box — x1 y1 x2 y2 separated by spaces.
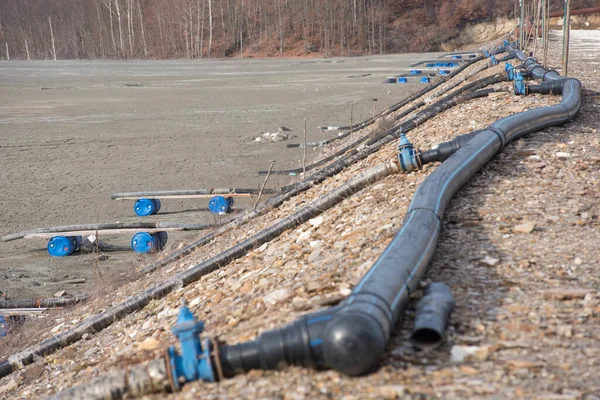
409 70 421 75
420 77 431 83
397 77 408 83
47 236 82 257
0 316 6 337
134 198 161 217
208 196 234 214
438 70 451 76
131 231 168 253
469 54 477 58
451 55 462 59
426 63 435 68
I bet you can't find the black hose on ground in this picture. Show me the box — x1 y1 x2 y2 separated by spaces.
213 50 581 379
411 283 455 350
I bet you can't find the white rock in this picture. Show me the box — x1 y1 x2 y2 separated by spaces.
157 307 179 319
309 216 324 227
189 297 202 307
50 322 65 334
480 256 500 266
555 152 571 158
309 240 323 248
296 231 311 243
450 345 488 363
263 288 293 305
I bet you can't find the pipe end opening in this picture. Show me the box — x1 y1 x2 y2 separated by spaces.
412 328 443 350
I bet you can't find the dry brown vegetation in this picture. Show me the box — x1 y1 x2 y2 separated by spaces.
0 0 597 60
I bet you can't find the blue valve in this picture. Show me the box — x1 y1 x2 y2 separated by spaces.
489 55 498 65
505 63 516 81
167 300 216 391
514 72 528 95
483 50 491 58
398 133 421 173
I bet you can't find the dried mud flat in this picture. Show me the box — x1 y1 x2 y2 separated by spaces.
0 51 437 299
1 30 600 399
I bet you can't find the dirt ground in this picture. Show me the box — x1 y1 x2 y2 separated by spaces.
0 51 441 299
1 30 599 399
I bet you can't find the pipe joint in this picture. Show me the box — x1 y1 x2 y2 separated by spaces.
166 300 215 391
397 134 422 173
514 72 528 96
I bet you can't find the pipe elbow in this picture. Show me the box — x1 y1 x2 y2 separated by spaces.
322 313 387 376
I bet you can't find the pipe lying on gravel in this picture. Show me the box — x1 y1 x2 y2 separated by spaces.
0 160 401 380
0 50 510 382
206 46 581 380
411 283 454 350
0 295 88 309
46 46 582 399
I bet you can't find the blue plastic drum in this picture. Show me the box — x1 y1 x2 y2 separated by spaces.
451 55 462 59
131 231 168 253
47 236 82 257
438 70 451 75
397 77 408 83
208 196 234 214
420 77 431 83
409 70 422 75
134 198 161 217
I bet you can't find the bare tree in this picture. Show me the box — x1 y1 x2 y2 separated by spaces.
48 17 57 60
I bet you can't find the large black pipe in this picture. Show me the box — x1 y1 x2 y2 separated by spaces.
215 48 581 378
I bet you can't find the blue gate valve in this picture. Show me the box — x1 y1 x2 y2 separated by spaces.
489 55 498 65
167 299 216 391
514 72 528 96
483 50 491 58
398 133 421 173
505 62 516 81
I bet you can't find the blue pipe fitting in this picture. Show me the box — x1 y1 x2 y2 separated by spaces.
167 300 215 391
208 196 234 214
514 72 528 96
47 236 82 257
0 316 7 337
420 77 430 84
397 77 408 83
134 198 161 217
397 133 421 173
505 62 516 81
489 55 498 66
131 231 168 253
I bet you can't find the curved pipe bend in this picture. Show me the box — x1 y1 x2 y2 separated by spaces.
216 48 581 379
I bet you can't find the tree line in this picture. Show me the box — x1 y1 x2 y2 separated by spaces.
0 0 595 60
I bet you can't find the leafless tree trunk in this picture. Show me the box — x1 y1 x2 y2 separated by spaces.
5 42 9 60
208 0 213 56
24 37 30 60
48 17 57 60
126 0 134 56
137 0 147 57
114 0 124 54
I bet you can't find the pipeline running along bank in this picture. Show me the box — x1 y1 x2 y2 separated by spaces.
2 41 583 398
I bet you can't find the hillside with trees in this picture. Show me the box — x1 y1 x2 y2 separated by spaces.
0 0 596 60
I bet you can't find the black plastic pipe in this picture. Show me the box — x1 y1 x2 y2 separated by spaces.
411 282 454 350
214 49 581 378
0 295 88 309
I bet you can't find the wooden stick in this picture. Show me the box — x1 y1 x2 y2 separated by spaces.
111 188 278 200
5 222 215 242
0 308 48 316
303 118 307 175
113 193 259 200
562 0 571 76
254 160 275 210
24 228 186 239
